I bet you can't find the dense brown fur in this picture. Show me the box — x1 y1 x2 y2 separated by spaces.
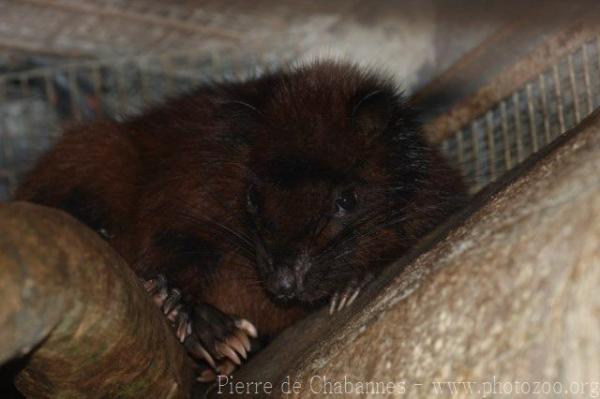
15 60 467 339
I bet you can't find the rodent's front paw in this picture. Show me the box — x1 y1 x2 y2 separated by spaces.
329 273 374 315
185 303 257 382
142 274 192 343
141 275 257 382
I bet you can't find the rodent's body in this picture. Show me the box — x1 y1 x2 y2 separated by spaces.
16 60 467 341
15 101 305 335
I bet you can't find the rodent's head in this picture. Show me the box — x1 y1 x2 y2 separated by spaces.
231 61 461 305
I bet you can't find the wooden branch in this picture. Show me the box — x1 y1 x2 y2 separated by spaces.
0 203 193 398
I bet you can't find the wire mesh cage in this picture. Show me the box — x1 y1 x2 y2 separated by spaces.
0 49 300 200
441 35 600 192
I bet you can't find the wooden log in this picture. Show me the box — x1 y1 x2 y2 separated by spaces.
0 203 193 398
221 112 600 397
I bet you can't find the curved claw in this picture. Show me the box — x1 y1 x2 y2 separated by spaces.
215 341 241 365
329 292 339 315
217 359 237 376
153 287 169 307
235 330 251 352
166 304 181 322
186 338 216 369
337 290 350 311
176 315 191 343
330 276 370 314
235 318 258 338
226 336 247 359
162 288 182 315
142 274 167 295
197 367 217 383
347 288 361 306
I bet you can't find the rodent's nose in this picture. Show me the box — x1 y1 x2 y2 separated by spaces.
266 269 296 300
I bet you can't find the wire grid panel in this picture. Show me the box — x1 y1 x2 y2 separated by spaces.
0 50 291 200
441 36 600 193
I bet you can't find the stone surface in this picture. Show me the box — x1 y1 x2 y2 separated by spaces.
217 112 600 398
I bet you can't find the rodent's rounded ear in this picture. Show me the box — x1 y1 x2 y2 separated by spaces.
351 89 394 138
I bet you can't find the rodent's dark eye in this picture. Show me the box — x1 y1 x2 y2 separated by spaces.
335 189 358 216
247 184 258 214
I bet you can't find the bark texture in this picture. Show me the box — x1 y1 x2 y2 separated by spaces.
0 203 194 398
